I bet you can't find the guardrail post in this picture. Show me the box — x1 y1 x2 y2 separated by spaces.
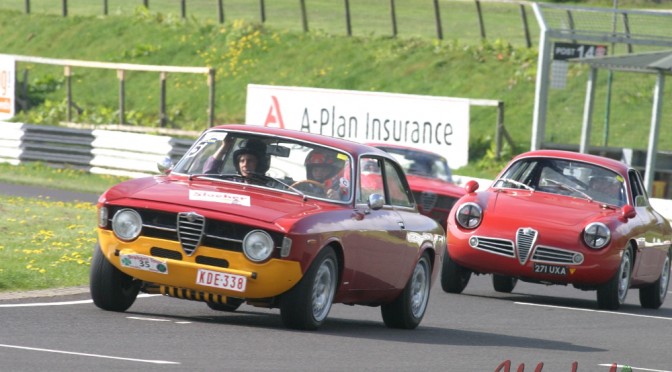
432 0 443 40
208 69 215 127
181 0 186 19
65 66 72 122
260 0 266 23
143 0 149 9
344 0 352 36
218 0 224 23
300 0 309 32
25 0 30 14
475 0 486 39
160 72 167 127
62 0 68 17
390 0 398 37
103 0 108 15
118 70 125 125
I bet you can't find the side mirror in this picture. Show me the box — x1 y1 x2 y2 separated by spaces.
157 157 174 175
465 180 479 194
621 204 636 220
368 193 385 210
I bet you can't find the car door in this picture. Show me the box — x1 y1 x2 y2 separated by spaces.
347 156 411 291
629 170 670 280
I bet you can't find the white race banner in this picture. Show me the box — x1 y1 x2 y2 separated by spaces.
245 84 470 168
0 55 15 120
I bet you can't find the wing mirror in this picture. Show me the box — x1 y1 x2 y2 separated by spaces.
621 204 636 220
157 157 174 175
465 180 480 193
368 193 385 210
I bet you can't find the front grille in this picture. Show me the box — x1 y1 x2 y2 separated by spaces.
516 228 538 264
150 247 183 260
419 192 438 212
412 192 458 213
532 246 581 264
178 212 206 256
104 206 284 256
472 236 515 257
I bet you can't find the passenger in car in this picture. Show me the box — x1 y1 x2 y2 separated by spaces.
588 175 625 206
204 138 269 185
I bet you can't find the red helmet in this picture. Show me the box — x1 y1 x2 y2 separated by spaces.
305 149 343 180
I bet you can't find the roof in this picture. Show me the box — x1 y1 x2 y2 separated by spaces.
570 49 672 74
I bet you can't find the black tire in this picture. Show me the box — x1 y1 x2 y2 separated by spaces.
206 297 244 312
381 253 432 329
492 274 518 293
597 247 632 310
89 243 140 312
280 247 338 330
440 251 471 294
639 248 671 309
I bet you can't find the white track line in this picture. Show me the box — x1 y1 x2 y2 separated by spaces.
0 344 179 365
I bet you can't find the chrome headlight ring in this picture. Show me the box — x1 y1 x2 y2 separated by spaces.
583 222 611 249
455 202 483 229
243 230 275 262
111 208 142 241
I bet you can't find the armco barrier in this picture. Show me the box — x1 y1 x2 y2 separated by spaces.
0 121 195 178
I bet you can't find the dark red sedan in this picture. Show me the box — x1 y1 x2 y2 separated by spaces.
90 124 445 330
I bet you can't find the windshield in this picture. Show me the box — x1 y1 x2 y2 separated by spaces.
374 146 453 183
493 157 627 207
172 130 353 202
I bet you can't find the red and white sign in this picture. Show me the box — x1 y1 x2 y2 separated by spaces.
0 55 15 120
245 84 470 168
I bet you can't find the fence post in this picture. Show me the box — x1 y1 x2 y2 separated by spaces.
25 0 30 14
300 0 309 32
344 0 352 36
143 0 149 9
118 70 126 125
62 0 68 17
160 72 167 128
475 0 486 39
103 0 108 16
65 66 72 122
208 69 216 127
390 0 397 37
432 0 443 40
218 0 224 23
519 5 531 48
260 0 266 23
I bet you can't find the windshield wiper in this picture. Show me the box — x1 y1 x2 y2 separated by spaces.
543 178 593 201
248 172 309 201
496 178 535 191
188 173 241 181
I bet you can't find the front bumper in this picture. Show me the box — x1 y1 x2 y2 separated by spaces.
97 229 303 299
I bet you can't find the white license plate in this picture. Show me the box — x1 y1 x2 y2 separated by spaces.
120 253 168 274
196 269 247 292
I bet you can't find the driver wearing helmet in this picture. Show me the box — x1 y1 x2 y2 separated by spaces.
303 149 349 200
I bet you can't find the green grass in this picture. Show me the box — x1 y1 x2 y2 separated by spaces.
0 194 97 291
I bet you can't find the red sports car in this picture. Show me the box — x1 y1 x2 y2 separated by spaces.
368 143 466 231
90 124 444 330
442 150 672 310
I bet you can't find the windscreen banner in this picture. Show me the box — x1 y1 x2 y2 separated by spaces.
0 55 15 120
245 84 470 168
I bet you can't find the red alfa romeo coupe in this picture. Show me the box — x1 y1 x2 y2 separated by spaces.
90 125 444 330
442 150 671 310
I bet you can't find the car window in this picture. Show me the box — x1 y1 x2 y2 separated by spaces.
358 157 384 203
629 170 647 207
384 160 413 207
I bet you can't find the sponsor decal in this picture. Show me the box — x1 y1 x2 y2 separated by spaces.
189 189 251 206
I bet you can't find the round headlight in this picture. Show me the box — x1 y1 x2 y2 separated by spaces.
456 203 482 229
112 208 142 241
243 230 274 262
583 222 610 249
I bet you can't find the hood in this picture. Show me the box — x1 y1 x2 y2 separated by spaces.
101 177 323 224
485 189 619 227
406 175 466 198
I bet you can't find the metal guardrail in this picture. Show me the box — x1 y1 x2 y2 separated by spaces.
0 122 196 178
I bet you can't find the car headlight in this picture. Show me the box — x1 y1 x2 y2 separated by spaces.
583 222 610 249
243 230 274 262
455 202 482 229
112 208 142 241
